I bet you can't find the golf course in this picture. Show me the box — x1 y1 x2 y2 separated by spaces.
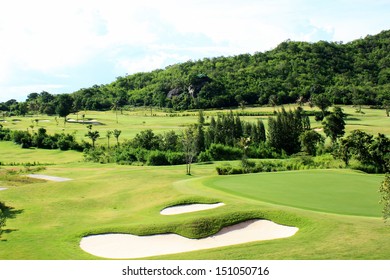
0 105 389 260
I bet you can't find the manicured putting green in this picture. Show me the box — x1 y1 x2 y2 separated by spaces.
203 169 383 217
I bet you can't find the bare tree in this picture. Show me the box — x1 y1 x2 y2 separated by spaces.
182 126 197 175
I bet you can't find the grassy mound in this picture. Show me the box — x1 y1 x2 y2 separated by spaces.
203 169 383 217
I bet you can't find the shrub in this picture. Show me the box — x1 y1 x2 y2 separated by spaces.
166 152 186 165
208 144 242 161
147 150 169 166
198 150 213 162
216 164 244 175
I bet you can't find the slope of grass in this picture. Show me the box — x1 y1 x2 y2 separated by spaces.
202 169 383 217
0 161 389 259
0 142 82 165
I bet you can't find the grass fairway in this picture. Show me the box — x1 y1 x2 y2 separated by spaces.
0 160 389 259
0 142 82 165
202 169 383 217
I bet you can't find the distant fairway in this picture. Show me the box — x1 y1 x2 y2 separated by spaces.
203 169 383 217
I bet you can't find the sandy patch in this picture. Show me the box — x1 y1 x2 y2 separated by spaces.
160 203 225 215
66 119 103 125
80 219 298 259
27 174 72 182
0 187 7 191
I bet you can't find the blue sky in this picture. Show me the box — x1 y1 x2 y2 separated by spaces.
1 0 389 102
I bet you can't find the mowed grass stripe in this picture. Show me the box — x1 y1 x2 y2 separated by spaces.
203 169 383 217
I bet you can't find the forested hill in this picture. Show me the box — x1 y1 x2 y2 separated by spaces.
99 29 389 111
3 29 390 114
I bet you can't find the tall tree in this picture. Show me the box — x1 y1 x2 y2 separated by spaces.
312 94 331 119
299 130 324 156
322 106 345 143
55 94 74 125
267 108 305 155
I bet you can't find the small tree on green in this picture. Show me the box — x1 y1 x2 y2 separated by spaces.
379 172 390 222
182 126 197 175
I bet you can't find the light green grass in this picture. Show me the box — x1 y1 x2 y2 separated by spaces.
201 169 383 217
0 158 388 259
0 142 82 165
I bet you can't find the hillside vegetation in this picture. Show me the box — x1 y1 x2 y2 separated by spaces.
1 30 390 114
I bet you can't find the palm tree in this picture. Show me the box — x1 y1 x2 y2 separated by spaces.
86 130 100 148
113 129 121 147
106 130 113 148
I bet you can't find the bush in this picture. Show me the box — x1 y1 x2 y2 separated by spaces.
198 150 213 162
208 144 242 161
147 150 169 166
216 164 244 175
166 152 186 165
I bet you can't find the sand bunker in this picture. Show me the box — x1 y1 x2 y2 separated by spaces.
160 203 225 215
80 219 298 259
27 174 72 182
67 119 103 125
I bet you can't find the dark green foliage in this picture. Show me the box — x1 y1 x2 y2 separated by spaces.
370 134 390 173
132 129 159 150
55 94 74 118
166 152 186 165
159 131 180 151
267 108 306 155
335 130 390 173
197 150 213 162
322 106 346 143
300 130 324 156
208 144 242 161
147 150 169 166
5 30 390 114
311 94 332 118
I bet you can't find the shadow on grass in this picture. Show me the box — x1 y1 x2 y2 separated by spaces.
1 202 24 241
1 202 24 219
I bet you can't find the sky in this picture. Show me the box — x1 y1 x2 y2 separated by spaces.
0 0 389 102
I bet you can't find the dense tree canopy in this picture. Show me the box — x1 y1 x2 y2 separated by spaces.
1 30 390 114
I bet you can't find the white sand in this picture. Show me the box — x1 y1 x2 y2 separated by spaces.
0 187 7 191
160 203 225 215
80 219 298 259
27 174 72 182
